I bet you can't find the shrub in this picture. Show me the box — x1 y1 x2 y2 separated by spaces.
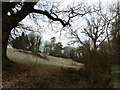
80 50 112 88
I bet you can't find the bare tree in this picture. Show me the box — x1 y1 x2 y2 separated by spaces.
3 1 94 66
82 14 108 50
69 7 113 51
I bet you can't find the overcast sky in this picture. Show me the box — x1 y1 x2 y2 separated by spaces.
21 0 118 47
41 0 117 46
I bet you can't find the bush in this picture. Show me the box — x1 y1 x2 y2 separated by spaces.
80 50 112 88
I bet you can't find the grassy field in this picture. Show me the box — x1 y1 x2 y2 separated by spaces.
2 48 85 88
3 48 117 88
7 48 84 69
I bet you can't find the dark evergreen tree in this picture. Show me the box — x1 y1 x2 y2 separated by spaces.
11 32 29 50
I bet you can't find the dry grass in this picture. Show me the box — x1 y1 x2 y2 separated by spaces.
2 63 64 88
7 48 84 69
3 63 85 88
3 48 113 88
2 48 86 88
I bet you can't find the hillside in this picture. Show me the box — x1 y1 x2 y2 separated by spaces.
3 48 85 88
7 48 84 69
3 48 113 88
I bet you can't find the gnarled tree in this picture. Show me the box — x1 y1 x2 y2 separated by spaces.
2 0 94 67
2 1 68 66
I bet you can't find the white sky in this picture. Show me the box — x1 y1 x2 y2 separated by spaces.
42 0 117 46
21 0 118 47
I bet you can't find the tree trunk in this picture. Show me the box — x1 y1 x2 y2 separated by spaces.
93 40 97 51
2 15 15 69
2 26 14 69
2 2 37 68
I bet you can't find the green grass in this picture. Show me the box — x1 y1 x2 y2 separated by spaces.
7 48 84 69
111 66 120 88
